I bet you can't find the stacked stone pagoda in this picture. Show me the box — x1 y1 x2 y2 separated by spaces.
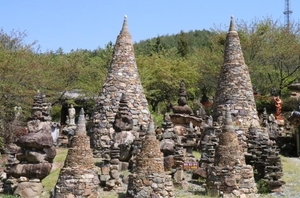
212 16 260 128
204 16 284 193
54 108 100 198
126 120 175 198
91 15 150 157
206 105 257 197
4 91 55 197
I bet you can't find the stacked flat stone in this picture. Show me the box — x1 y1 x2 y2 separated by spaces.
31 90 52 121
127 121 175 198
212 16 259 128
91 15 150 157
182 122 197 163
54 108 100 198
5 91 55 197
206 105 257 197
194 126 221 178
247 126 285 192
209 16 284 193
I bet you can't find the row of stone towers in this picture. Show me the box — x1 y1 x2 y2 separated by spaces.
54 15 284 197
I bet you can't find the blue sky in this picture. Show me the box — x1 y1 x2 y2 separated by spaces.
1 0 299 53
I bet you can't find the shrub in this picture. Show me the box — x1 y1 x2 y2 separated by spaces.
282 97 299 112
256 179 271 194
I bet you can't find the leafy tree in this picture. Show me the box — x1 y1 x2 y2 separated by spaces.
237 18 300 96
137 49 200 112
177 30 189 57
0 29 39 143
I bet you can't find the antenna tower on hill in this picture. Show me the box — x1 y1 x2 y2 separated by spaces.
283 0 293 28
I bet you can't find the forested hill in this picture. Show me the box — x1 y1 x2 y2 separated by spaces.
133 29 212 56
0 18 299 135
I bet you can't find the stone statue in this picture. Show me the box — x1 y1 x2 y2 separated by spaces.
273 96 283 120
68 104 76 125
168 80 193 115
207 115 213 127
14 106 22 119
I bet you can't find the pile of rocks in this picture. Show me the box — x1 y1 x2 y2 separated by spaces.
31 90 52 122
212 17 260 129
206 16 285 193
193 126 221 178
4 91 55 197
206 106 257 197
54 108 100 197
247 126 285 192
91 16 150 158
98 93 138 190
126 121 175 197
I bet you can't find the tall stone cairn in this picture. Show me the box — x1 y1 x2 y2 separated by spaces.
91 15 150 157
54 108 100 198
212 16 259 128
206 105 257 197
210 16 284 193
126 120 175 198
4 91 55 197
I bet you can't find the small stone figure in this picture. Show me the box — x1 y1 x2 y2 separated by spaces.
274 96 283 120
207 115 213 127
168 80 193 115
14 106 22 120
68 104 76 125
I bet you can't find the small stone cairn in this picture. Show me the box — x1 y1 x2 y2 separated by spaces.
206 105 258 197
165 80 202 183
126 120 175 198
160 113 178 173
99 93 136 191
4 91 56 197
194 125 221 179
246 126 285 193
54 108 100 198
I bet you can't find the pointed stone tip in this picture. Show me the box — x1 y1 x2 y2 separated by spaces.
120 15 129 34
121 92 126 101
229 15 236 32
146 115 156 135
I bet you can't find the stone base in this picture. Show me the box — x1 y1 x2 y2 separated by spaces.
126 173 175 198
206 165 257 196
54 168 100 198
14 181 43 198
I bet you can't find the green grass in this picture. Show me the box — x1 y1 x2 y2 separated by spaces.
193 151 201 160
0 195 20 198
41 148 68 197
280 155 300 192
52 148 68 163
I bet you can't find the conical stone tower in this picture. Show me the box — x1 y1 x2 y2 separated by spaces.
54 108 100 197
91 16 150 157
212 16 259 128
206 105 257 197
126 120 175 198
